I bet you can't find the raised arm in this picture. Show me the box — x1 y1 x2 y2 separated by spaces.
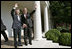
30 10 36 16
30 4 37 16
11 3 18 19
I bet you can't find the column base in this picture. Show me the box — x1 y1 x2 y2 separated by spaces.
34 38 43 41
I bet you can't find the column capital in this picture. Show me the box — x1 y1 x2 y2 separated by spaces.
44 1 50 8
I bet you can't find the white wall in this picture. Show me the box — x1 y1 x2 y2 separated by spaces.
1 2 13 39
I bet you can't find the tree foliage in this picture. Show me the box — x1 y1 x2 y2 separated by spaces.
50 1 71 27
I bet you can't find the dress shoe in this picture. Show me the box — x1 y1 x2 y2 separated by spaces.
15 46 17 48
25 43 28 46
29 43 32 45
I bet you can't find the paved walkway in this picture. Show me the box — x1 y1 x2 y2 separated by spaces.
1 37 71 48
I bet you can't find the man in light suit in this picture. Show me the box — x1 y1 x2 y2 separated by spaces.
11 3 22 48
21 4 37 46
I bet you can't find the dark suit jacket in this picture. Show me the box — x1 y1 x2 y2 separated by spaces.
11 9 21 29
1 19 6 31
21 10 36 28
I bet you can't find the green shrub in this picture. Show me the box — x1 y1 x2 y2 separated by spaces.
57 26 69 32
56 26 69 31
57 26 62 31
59 33 71 46
45 29 61 42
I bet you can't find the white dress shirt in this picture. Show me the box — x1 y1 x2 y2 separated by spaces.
17 15 20 21
24 14 27 19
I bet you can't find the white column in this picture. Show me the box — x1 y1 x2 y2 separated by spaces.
34 1 42 40
44 5 49 33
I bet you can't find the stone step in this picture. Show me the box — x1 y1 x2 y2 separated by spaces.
18 38 59 48
18 42 59 48
59 45 71 48
32 38 53 43
1 37 71 48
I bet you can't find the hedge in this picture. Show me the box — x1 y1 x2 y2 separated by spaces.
59 33 71 46
45 29 61 42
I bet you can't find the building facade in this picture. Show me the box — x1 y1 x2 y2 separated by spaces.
1 1 52 40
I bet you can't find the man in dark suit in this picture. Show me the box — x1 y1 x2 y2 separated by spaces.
11 3 22 48
21 4 37 46
1 19 9 42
